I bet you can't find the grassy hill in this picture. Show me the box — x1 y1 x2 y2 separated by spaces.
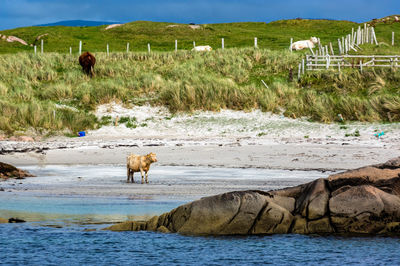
0 17 400 136
1 18 397 54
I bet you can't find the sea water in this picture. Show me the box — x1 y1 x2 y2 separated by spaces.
1 223 400 265
1 165 400 265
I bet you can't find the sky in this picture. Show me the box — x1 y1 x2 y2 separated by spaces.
0 0 398 30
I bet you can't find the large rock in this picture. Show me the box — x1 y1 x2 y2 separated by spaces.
105 157 400 236
0 162 35 180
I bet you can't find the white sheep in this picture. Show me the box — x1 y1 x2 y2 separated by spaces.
191 45 212 52
291 37 319 51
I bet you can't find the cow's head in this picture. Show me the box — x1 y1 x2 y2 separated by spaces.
147 152 158 163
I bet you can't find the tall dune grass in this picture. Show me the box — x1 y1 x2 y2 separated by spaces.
0 48 399 135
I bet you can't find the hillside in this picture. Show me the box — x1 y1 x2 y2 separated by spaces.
0 16 400 136
1 17 399 54
35 20 122 27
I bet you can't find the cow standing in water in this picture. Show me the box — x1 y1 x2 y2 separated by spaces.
79 52 96 77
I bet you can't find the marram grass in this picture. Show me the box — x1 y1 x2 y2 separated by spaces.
0 48 399 135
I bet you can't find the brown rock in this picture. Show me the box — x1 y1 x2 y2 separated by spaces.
146 216 160 231
252 200 293 234
104 221 133 231
307 218 334 234
330 185 386 217
157 226 170 233
328 166 400 191
292 215 308 234
176 191 264 235
269 195 295 213
295 178 329 220
0 162 35 180
18 136 34 142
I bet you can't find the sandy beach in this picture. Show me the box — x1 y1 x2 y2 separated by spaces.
1 104 400 200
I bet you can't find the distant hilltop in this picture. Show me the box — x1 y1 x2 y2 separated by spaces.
35 20 123 27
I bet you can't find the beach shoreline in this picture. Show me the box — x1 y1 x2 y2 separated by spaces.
1 138 399 171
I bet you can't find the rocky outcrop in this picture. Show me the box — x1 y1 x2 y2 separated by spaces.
5 36 28 45
105 24 123 30
0 217 26 223
0 162 35 180
105 157 400 236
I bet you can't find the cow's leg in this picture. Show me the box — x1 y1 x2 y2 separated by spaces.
145 171 149 184
127 167 130 183
140 168 145 184
90 66 94 77
131 171 134 183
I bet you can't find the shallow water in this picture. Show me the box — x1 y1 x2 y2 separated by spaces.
1 165 399 265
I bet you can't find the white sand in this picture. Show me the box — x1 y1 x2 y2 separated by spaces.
0 103 399 200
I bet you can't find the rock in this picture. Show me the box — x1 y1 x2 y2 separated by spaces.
251 200 293 234
104 221 134 231
8 218 25 223
157 226 170 233
105 24 123 30
175 191 266 235
35 33 48 41
0 162 35 180
307 217 334 234
292 215 308 234
6 36 28 45
18 136 34 142
104 157 400 236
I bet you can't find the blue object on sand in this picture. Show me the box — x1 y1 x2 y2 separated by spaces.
78 131 86 137
374 131 384 138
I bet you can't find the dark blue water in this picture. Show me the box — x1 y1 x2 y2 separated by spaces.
1 223 400 265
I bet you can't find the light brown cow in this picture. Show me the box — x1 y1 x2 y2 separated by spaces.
126 152 157 184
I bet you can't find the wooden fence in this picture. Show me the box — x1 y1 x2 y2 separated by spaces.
305 54 400 71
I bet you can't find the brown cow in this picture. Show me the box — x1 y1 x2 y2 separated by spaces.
79 51 96 77
126 152 157 184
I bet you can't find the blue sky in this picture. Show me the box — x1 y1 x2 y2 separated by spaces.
0 0 398 30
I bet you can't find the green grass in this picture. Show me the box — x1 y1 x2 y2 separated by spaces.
0 17 400 136
1 47 400 135
1 18 398 54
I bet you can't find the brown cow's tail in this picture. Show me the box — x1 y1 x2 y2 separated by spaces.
90 65 95 77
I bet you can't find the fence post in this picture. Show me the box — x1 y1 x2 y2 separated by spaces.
329 42 334 55
34 45 37 54
127 42 130 53
360 60 363 72
307 42 315 55
41 39 43 54
392 32 395 46
148 43 151 53
290 38 293 52
69 47 72 55
338 62 341 72
254 37 258 48
222 38 224 49
298 63 301 80
107 43 109 56
175 40 177 52
372 28 378 45
193 41 196 48
364 24 367 43
79 40 82 54
302 59 305 74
